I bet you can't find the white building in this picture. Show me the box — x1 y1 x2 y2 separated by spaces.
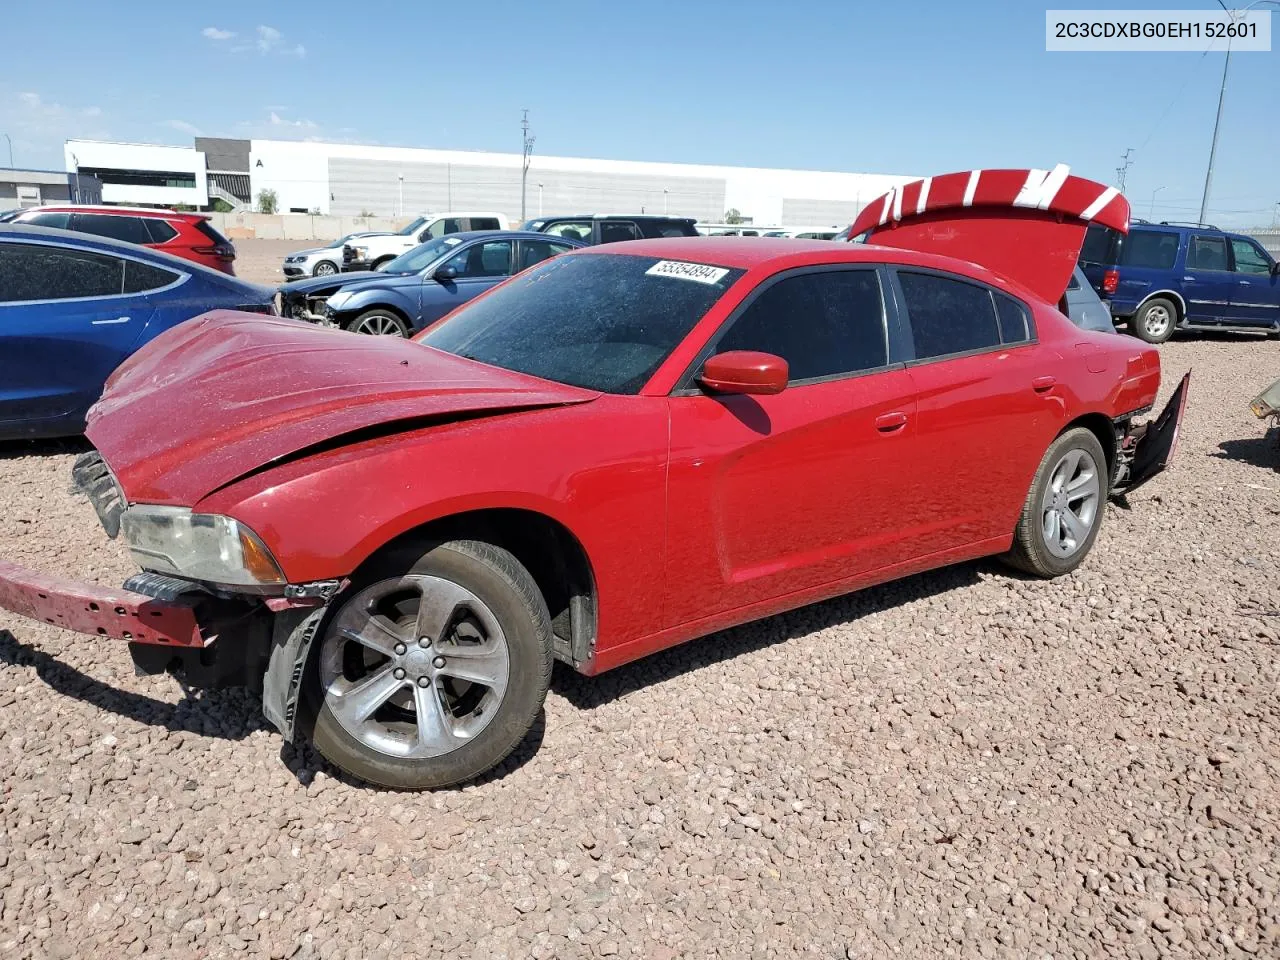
65 136 915 227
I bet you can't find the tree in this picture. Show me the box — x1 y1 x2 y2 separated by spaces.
256 189 278 215
723 208 744 224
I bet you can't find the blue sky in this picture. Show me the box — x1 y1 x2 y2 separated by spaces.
1 0 1276 226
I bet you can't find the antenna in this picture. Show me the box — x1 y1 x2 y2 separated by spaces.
520 110 536 222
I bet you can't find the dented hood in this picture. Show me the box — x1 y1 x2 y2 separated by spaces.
87 311 599 505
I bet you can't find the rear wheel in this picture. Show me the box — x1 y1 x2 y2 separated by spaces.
1131 297 1176 344
1004 427 1107 578
308 540 552 789
346 309 409 337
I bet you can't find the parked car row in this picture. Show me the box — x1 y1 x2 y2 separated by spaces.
0 166 1189 792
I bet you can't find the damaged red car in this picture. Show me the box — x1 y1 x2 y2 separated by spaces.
0 167 1189 789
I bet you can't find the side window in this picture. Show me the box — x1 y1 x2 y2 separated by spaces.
445 240 513 279
716 269 887 382
543 221 593 243
143 219 178 244
1066 271 1081 290
1231 238 1273 276
423 219 463 240
1187 235 1228 271
71 214 152 246
1080 225 1118 264
26 212 71 229
599 221 641 244
467 217 501 231
123 260 181 293
898 271 1001 359
994 292 1031 344
0 243 125 302
519 240 572 271
1119 230 1179 269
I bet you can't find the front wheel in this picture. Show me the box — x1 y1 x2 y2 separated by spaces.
346 309 410 337
313 261 338 277
307 540 553 789
1003 427 1107 578
1131 297 1176 344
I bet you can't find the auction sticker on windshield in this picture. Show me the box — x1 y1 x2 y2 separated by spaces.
645 260 730 285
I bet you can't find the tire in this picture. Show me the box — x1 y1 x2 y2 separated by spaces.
345 309 410 337
372 257 396 272
312 261 338 277
1004 427 1108 578
307 540 553 789
1131 297 1176 344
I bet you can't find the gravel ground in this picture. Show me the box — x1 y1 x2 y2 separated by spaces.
1 265 1279 957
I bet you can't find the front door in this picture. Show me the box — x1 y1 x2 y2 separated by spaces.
1228 237 1280 329
663 266 921 627
422 238 515 327
1182 233 1235 324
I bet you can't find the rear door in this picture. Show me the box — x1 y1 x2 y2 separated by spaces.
0 241 156 429
891 268 1060 556
1182 233 1235 323
515 238 574 273
598 220 642 244
69 213 152 248
664 266 921 626
1112 228 1181 318
1227 236 1280 328
419 238 514 329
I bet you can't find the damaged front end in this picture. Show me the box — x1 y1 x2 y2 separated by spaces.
1111 371 1191 495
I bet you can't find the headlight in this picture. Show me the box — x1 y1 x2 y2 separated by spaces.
353 246 369 258
121 506 286 588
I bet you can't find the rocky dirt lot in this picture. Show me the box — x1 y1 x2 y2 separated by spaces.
1 252 1278 959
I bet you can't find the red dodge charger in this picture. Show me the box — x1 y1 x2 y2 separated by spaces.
0 167 1188 789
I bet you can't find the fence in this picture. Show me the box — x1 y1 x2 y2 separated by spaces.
1249 229 1280 258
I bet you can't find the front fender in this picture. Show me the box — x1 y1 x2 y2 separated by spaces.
333 287 418 323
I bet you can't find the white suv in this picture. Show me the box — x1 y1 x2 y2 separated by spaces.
343 212 509 271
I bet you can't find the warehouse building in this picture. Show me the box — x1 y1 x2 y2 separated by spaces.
0 167 101 208
64 137 916 227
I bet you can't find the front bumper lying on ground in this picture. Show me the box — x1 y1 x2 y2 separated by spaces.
0 560 205 647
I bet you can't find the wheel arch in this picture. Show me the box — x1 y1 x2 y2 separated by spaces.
1136 289 1186 321
337 299 414 328
1059 412 1117 487
351 507 599 669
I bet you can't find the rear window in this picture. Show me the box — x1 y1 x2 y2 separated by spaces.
421 253 743 394
144 219 179 244
194 220 231 246
1119 230 1179 270
1080 225 1119 264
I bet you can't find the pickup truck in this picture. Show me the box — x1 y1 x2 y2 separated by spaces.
342 212 509 271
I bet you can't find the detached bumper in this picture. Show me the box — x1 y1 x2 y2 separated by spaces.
0 560 205 648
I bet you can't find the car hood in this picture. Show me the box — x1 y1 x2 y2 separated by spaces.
87 310 600 505
289 247 333 258
280 270 386 295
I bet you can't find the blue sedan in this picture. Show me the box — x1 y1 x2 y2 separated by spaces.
278 231 584 336
0 224 275 440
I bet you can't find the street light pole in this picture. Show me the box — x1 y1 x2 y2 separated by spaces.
1149 186 1165 220
398 174 404 217
537 182 543 217
663 188 669 215
2 133 12 168
520 110 535 222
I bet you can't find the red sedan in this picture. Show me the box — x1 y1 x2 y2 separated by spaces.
0 168 1187 789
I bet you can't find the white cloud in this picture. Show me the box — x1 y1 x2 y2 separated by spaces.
1 89 109 168
292 44 307 59
169 119 202 136
268 111 317 130
257 25 282 52
202 27 235 41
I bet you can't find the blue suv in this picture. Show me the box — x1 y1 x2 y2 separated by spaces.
1079 221 1279 343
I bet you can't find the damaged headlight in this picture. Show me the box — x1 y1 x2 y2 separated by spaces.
121 506 286 588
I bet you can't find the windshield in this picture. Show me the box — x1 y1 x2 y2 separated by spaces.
396 216 430 237
419 253 743 394
382 235 467 274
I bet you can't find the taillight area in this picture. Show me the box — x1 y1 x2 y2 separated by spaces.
193 244 237 261
1102 269 1119 295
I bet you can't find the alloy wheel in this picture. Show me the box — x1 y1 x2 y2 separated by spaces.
1039 448 1101 559
318 575 511 760
1142 305 1171 339
351 313 406 336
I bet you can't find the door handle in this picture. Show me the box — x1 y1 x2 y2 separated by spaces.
92 316 130 325
1239 280 1251 285
1032 376 1056 393
874 411 908 433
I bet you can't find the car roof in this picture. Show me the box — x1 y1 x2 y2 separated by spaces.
0 222 258 284
435 229 586 243
16 204 207 220
534 214 697 223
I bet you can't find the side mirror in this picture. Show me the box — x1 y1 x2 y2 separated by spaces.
434 265 457 282
1271 261 1279 276
698 350 789 396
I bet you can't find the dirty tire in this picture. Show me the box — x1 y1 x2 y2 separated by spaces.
1003 427 1108 579
1131 297 1176 344
308 540 553 789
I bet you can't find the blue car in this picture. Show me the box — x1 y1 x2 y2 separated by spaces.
1079 221 1280 343
278 230 584 336
0 224 275 440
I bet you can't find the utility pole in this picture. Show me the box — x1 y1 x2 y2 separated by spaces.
1115 148 1134 193
2 133 12 168
520 110 535 222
